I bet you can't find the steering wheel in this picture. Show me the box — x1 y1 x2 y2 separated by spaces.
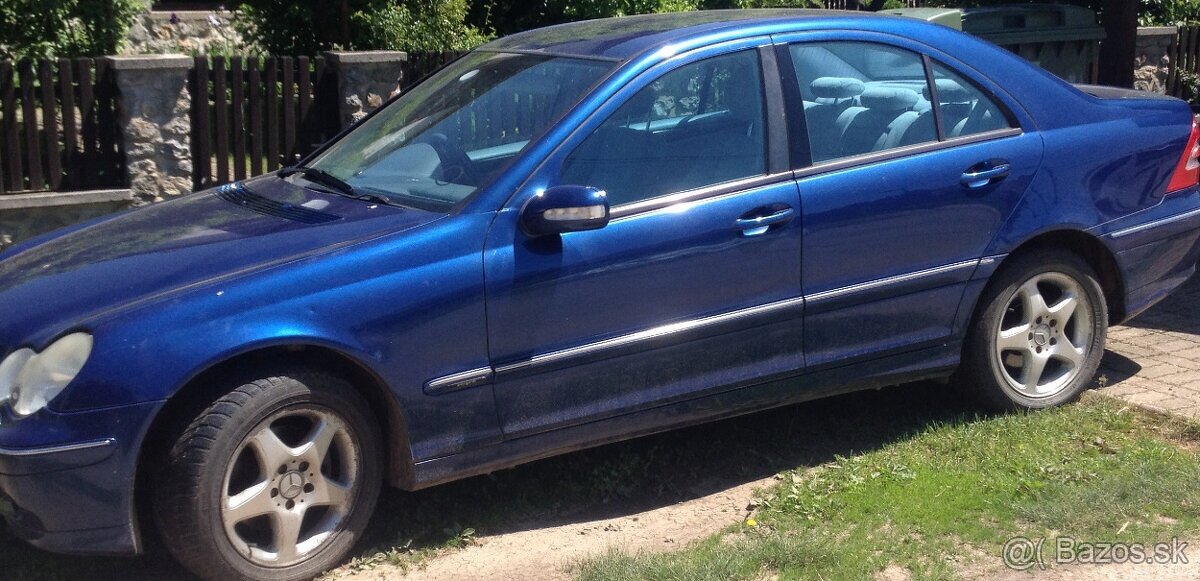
419 133 478 186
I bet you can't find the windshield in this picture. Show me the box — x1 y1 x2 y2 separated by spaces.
306 51 613 211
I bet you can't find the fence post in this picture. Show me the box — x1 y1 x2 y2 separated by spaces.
322 51 408 129
105 54 195 203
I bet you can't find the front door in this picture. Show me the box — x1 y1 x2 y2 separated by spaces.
483 46 806 438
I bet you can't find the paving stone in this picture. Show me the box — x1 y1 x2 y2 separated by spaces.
1102 275 1200 420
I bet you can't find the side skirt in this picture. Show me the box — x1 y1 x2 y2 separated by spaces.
403 342 961 490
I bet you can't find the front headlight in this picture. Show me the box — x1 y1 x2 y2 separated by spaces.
1 333 93 417
0 348 34 406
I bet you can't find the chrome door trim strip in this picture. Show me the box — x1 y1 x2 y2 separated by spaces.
424 367 495 395
792 127 1023 179
441 260 983 388
609 172 795 220
0 438 115 457
805 259 980 304
493 296 806 375
1107 206 1200 239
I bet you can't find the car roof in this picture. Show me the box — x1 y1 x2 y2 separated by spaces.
481 9 885 62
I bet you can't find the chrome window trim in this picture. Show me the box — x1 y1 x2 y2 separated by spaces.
1107 206 1200 239
609 172 793 220
424 367 494 395
793 127 1023 179
0 438 114 457
806 259 980 304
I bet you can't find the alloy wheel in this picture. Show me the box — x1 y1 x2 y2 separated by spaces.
993 271 1094 399
220 407 361 567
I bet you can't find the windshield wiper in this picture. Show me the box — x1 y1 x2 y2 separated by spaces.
279 166 358 198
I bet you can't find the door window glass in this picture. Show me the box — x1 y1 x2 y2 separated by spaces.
929 61 1013 138
789 42 937 163
560 50 766 206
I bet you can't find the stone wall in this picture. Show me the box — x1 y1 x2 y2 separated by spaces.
1134 26 1177 94
124 10 244 55
107 55 194 204
0 191 134 252
325 52 408 126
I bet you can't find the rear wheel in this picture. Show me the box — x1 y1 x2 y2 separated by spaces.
958 249 1107 410
153 372 382 581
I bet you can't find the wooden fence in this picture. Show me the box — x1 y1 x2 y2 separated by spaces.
191 51 466 189
190 55 340 189
1169 25 1200 100
823 0 924 9
0 58 124 194
398 51 466 91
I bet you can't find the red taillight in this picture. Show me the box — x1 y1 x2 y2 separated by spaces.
1167 117 1200 193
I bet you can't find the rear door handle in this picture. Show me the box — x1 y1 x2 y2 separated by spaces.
735 207 794 236
961 161 1011 189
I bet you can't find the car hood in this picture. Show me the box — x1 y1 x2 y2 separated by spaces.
0 175 445 346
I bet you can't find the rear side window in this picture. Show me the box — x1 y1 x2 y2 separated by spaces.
929 61 1013 138
560 50 766 206
789 42 937 163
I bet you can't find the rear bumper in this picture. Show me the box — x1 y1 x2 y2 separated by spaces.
1101 189 1200 322
0 400 161 555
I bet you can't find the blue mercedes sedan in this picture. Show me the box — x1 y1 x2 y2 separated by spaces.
2 9 1200 580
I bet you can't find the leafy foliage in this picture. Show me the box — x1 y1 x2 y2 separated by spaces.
0 0 143 59
234 0 492 55
1140 0 1200 25
470 0 821 38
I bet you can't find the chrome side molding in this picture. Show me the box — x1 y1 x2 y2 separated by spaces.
425 258 983 394
423 367 494 395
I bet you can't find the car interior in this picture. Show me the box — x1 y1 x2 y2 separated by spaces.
791 42 1010 163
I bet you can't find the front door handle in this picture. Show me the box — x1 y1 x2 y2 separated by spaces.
735 207 795 236
961 160 1011 189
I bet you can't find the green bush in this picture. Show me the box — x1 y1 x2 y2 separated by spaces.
235 0 492 55
0 0 143 59
1140 0 1200 25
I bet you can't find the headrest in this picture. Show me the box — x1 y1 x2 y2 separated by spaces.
859 87 919 112
810 77 865 100
923 79 971 104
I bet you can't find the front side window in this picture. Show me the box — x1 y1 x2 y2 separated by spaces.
308 52 612 210
789 42 937 163
560 50 766 206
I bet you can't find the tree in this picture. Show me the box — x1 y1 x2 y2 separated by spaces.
235 0 490 55
0 0 143 59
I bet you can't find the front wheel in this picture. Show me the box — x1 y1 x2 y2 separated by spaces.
153 372 382 581
958 249 1108 410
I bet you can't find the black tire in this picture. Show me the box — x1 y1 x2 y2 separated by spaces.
957 249 1108 411
153 372 382 581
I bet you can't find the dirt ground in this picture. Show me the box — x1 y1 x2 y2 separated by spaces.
337 476 774 581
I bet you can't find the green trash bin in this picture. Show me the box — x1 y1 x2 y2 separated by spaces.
884 4 1105 84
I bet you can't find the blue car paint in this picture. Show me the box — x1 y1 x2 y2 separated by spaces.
2 9 1200 556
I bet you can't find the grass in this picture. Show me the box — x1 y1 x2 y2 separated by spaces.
571 395 1200 581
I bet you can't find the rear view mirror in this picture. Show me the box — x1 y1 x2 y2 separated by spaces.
520 185 610 236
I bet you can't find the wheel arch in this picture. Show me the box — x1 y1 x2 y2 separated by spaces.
130 342 415 552
986 228 1125 325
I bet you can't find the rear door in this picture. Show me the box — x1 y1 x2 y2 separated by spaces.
775 34 1043 367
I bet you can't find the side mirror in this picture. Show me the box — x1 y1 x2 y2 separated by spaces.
520 185 610 237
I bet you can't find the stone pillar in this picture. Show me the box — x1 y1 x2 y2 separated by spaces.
106 54 194 204
323 51 408 128
1134 27 1178 94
